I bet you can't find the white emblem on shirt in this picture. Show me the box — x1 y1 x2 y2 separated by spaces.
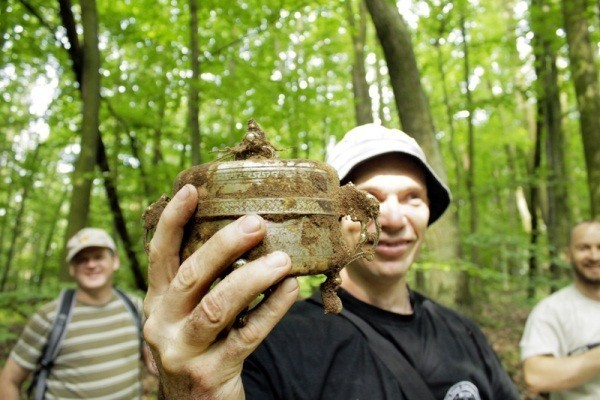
443 381 481 400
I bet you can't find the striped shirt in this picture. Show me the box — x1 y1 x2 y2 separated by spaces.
10 291 143 400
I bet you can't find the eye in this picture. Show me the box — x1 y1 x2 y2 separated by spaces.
363 189 385 203
406 191 426 205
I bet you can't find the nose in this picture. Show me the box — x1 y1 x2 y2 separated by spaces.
378 196 407 230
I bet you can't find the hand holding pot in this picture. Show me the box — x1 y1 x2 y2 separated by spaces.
143 184 299 400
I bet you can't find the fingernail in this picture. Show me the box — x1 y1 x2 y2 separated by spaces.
267 251 290 268
176 184 193 200
240 214 262 234
281 277 299 293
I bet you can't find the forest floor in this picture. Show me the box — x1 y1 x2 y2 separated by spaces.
1 288 537 399
463 289 536 400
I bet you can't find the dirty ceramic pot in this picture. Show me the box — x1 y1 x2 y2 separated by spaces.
143 119 380 313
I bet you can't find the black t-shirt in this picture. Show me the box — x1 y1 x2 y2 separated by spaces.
242 289 519 400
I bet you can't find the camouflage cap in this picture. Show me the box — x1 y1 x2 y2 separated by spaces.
66 227 117 263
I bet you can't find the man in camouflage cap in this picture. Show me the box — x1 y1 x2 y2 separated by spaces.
0 227 155 399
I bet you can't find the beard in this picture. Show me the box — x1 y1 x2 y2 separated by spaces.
572 263 600 286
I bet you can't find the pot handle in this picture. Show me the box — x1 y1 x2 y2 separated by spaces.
335 183 381 265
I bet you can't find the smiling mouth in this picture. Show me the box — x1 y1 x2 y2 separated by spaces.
582 262 600 269
376 239 412 257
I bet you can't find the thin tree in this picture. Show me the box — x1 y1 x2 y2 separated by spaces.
346 0 373 125
57 0 146 288
59 0 101 279
527 102 544 299
456 8 475 305
530 0 571 290
189 0 201 165
35 190 68 287
364 0 461 301
0 144 41 290
561 0 600 218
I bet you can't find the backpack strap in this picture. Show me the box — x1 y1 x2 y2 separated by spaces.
113 286 143 355
113 287 145 399
308 293 436 400
28 288 76 400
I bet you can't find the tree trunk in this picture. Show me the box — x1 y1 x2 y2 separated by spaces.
106 101 152 199
531 0 571 290
434 20 468 297
152 87 166 167
364 0 460 302
97 139 147 291
188 0 201 165
434 27 461 209
546 69 570 283
562 0 600 218
36 190 68 287
59 0 144 286
346 0 373 125
61 0 101 279
456 11 476 305
0 167 15 284
528 101 544 299
58 0 83 85
0 144 41 290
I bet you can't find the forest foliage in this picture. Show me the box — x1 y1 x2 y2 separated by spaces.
1 0 599 340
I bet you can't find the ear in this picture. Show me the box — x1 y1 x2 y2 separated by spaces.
68 264 75 278
111 254 121 272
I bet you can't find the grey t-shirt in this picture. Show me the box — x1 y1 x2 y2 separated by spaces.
520 284 600 400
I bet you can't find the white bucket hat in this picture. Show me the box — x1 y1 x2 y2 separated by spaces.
326 123 451 225
66 227 117 262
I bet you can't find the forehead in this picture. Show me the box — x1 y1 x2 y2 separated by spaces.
571 222 600 244
346 153 427 186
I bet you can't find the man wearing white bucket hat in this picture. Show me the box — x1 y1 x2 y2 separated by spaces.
143 124 519 399
0 228 155 399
